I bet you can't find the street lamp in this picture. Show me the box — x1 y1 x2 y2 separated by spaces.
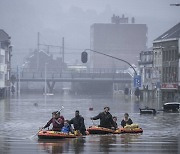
44 63 48 95
81 49 137 75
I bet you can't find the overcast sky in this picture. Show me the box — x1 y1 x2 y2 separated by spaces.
0 0 180 65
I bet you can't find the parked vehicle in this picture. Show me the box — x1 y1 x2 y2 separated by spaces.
163 102 180 112
139 107 156 114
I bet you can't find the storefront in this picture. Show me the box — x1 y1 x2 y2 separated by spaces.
161 83 178 103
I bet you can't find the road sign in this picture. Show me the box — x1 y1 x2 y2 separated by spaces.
134 75 141 87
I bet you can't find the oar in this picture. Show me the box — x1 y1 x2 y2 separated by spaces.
56 105 64 113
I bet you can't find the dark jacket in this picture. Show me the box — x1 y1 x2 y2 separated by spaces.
92 112 115 129
44 116 64 131
121 118 133 128
69 115 86 135
113 121 118 130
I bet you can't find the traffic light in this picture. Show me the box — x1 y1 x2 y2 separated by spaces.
81 51 88 63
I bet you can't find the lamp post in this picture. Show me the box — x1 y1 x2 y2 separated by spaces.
8 45 13 96
81 49 140 97
82 49 137 75
16 65 21 96
44 63 48 95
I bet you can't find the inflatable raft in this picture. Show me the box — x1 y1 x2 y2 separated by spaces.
114 124 143 134
87 124 143 135
87 126 114 134
114 127 143 134
38 130 77 139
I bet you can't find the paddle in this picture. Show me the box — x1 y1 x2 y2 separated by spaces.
56 105 64 113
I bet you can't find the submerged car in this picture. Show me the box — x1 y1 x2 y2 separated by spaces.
139 107 156 114
163 102 180 112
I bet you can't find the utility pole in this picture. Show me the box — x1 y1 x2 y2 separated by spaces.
37 32 40 71
62 37 65 65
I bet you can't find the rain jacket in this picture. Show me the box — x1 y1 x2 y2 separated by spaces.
92 112 115 129
61 124 72 133
121 118 133 128
44 116 64 131
69 115 86 135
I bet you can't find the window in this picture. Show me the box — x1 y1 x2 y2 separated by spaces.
0 55 4 63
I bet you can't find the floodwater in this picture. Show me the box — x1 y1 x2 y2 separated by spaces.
0 93 179 154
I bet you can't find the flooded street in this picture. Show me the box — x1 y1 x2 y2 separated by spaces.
0 93 180 154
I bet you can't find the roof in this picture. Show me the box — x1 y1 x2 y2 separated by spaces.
0 29 10 42
164 102 180 105
154 22 180 42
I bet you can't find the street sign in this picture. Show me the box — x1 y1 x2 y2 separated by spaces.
134 75 141 87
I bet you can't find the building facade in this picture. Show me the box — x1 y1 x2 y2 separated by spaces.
22 50 66 72
0 29 12 98
153 23 180 103
138 50 154 99
90 14 147 70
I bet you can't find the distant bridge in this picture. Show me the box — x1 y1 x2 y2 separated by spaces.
12 71 132 83
11 69 133 94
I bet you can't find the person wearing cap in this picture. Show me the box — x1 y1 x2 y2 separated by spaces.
90 107 116 129
43 111 64 131
121 113 133 128
69 110 86 135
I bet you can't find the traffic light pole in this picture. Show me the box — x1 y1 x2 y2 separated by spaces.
83 49 137 75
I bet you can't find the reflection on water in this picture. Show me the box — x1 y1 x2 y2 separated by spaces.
70 137 86 154
38 139 69 154
120 133 141 145
98 135 116 153
0 99 10 123
0 93 179 154
38 137 86 154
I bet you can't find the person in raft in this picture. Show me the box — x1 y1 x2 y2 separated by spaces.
61 120 73 133
121 113 133 128
43 111 64 131
112 116 118 130
90 106 116 129
69 110 86 135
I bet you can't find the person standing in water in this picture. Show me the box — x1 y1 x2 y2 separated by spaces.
69 110 86 135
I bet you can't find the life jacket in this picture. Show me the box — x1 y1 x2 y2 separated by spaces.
61 125 71 133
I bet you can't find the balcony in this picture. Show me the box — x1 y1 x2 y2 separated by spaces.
138 60 153 65
0 64 7 73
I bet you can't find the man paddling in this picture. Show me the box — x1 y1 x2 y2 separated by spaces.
43 111 64 131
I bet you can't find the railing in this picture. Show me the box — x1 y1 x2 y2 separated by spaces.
11 70 132 82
